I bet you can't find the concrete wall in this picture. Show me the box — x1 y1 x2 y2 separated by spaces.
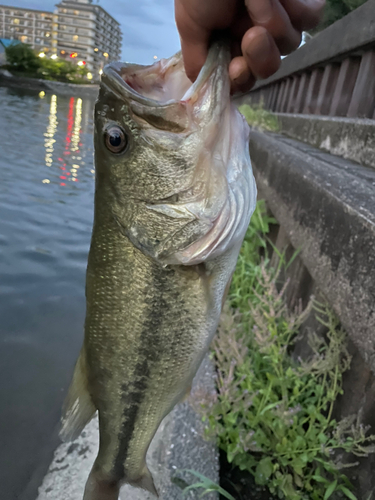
249 129 375 498
275 113 375 170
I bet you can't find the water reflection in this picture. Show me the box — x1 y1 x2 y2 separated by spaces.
0 86 96 500
39 93 95 188
44 94 58 168
72 98 82 152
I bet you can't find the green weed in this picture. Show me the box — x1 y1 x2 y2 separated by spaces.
173 470 236 499
238 103 279 132
196 201 375 500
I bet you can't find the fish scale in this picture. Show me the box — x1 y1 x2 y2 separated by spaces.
59 41 257 500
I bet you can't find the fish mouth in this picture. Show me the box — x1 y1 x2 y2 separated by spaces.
101 41 230 109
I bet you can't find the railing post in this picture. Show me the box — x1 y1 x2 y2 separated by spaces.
303 68 324 114
263 87 273 109
293 72 310 114
275 80 286 112
280 78 292 113
268 85 277 111
286 76 300 113
329 57 361 116
347 50 375 118
315 63 340 115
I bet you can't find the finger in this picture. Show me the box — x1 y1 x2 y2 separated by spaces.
241 26 281 80
244 0 301 55
230 4 253 41
230 38 243 58
175 2 210 82
280 0 326 31
229 56 256 94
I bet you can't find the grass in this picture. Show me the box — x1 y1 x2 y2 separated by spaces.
192 201 375 500
238 103 279 132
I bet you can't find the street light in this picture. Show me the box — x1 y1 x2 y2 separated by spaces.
39 52 46 58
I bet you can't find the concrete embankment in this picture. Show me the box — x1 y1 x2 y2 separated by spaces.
0 71 99 98
247 127 375 497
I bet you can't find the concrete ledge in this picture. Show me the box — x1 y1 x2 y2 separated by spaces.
36 356 219 500
252 0 375 90
249 130 375 371
275 113 375 170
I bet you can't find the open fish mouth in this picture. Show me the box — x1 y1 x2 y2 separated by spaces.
100 42 257 266
102 54 192 106
102 42 229 107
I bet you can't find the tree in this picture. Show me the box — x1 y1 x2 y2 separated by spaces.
4 42 40 73
318 0 368 31
3 42 89 83
38 58 89 83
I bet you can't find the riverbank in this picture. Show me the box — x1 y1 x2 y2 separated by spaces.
0 70 99 98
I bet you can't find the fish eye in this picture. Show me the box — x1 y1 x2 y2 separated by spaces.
105 125 128 154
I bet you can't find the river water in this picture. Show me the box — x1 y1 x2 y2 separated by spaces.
0 86 96 500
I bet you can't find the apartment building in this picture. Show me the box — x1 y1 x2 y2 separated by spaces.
0 0 122 77
54 0 122 76
0 5 53 54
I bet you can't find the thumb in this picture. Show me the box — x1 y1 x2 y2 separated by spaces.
175 2 210 82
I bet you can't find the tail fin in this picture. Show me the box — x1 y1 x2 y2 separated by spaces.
83 473 120 500
129 466 159 497
83 467 158 500
59 351 96 442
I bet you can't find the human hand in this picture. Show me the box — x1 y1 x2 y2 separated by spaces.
175 0 325 93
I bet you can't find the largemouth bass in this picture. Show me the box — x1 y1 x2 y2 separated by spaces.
60 41 257 500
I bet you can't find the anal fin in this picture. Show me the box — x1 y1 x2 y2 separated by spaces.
60 351 96 442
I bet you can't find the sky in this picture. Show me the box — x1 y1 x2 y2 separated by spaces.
6 0 182 64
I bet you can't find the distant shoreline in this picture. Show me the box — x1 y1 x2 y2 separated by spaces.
0 71 99 98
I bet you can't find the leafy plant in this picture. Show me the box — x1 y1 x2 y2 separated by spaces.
3 42 89 83
174 469 236 500
38 57 88 83
4 42 40 73
238 104 279 132
196 201 375 500
316 0 368 32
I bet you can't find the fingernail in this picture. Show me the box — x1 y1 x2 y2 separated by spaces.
230 57 251 86
233 71 251 86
